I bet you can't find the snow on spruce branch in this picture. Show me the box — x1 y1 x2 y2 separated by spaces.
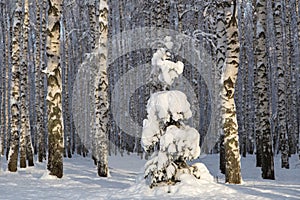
141 37 211 188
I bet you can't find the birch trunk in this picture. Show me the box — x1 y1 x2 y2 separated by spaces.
93 0 109 177
285 0 297 156
1 2 12 158
216 1 226 175
0 2 4 156
5 2 14 161
256 0 275 179
252 0 264 168
8 0 22 172
237 0 247 157
62 3 71 158
46 0 64 178
35 0 46 162
20 0 34 168
297 3 300 154
291 0 300 156
273 0 289 169
222 0 242 184
248 5 256 157
88 0 97 51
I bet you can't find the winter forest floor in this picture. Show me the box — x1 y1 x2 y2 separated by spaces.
0 154 299 200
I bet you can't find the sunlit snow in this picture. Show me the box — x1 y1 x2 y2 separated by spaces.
0 154 299 199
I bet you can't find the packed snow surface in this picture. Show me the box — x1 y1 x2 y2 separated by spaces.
0 154 299 199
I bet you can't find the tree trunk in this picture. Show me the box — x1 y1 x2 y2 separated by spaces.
256 0 275 179
62 1 72 159
88 0 97 51
46 0 64 178
237 0 247 158
94 0 109 177
24 0 34 167
222 0 242 184
285 0 297 156
35 0 47 163
0 2 5 156
8 0 22 172
216 1 226 175
291 0 300 157
273 0 289 169
252 0 263 168
19 0 34 169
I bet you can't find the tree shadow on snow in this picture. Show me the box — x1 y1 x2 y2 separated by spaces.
224 181 300 200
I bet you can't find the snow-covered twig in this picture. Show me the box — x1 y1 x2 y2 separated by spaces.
192 29 217 49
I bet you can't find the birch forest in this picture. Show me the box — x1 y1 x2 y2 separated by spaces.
0 0 299 180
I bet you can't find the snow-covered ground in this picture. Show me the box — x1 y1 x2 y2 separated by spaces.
0 154 299 200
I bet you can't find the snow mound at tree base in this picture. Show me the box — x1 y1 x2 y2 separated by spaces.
190 162 214 182
109 162 220 199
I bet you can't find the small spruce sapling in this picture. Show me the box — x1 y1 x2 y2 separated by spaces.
141 38 202 188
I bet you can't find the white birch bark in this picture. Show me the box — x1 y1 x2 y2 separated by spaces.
8 0 22 172
256 0 275 179
62 4 72 158
285 0 297 156
46 0 64 178
0 3 4 156
88 0 97 51
36 0 48 163
20 0 34 168
273 0 289 169
291 0 300 157
93 0 109 177
221 0 242 184
4 2 12 160
295 0 300 158
237 0 247 157
216 1 227 175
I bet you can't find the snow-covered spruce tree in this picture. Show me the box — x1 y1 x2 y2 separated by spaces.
142 43 202 188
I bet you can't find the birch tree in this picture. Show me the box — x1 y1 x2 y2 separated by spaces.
290 0 300 157
3 1 12 160
216 1 226 175
62 1 71 158
93 0 109 177
0 1 4 156
255 0 275 179
252 0 264 168
35 0 47 162
273 0 289 169
285 0 297 156
88 0 98 51
46 0 64 178
237 0 246 158
19 0 34 168
245 1 256 155
296 0 300 157
8 0 22 172
0 3 3 157
221 0 242 184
